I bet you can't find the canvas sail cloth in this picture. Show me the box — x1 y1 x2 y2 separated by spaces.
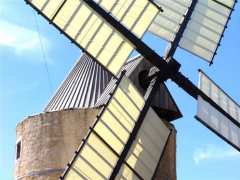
149 0 237 63
26 0 159 76
61 75 171 180
196 70 240 151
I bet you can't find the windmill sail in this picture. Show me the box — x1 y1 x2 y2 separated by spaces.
149 0 237 63
197 97 240 151
23 0 240 179
116 107 170 179
61 75 170 179
26 0 159 76
149 0 190 42
92 0 160 39
196 70 240 151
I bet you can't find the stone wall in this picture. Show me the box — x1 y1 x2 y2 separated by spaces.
15 109 99 180
15 108 176 180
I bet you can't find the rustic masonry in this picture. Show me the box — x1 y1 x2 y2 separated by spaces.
15 108 176 180
15 109 98 180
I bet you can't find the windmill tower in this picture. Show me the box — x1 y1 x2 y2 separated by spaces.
17 0 239 180
14 54 110 179
15 53 181 180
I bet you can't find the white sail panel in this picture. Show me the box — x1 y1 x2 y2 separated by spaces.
149 0 236 63
199 71 240 124
62 76 145 179
179 36 215 61
116 163 141 180
179 0 236 62
197 96 240 151
95 0 159 38
120 108 170 179
94 77 145 154
65 133 118 180
217 0 235 7
27 0 159 76
149 0 190 41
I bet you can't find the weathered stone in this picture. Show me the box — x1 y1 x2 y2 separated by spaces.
15 109 99 180
15 108 176 180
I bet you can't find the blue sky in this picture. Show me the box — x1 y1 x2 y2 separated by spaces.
0 1 240 179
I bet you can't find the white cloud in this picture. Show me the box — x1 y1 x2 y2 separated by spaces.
0 19 50 56
193 145 240 165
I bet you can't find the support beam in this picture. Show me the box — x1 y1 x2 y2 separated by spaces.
84 0 240 130
140 66 240 129
82 0 167 69
138 0 240 128
165 0 198 59
171 71 240 128
109 59 180 179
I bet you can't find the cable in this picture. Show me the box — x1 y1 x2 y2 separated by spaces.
33 12 53 93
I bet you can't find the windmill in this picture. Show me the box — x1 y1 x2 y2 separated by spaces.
25 0 239 179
